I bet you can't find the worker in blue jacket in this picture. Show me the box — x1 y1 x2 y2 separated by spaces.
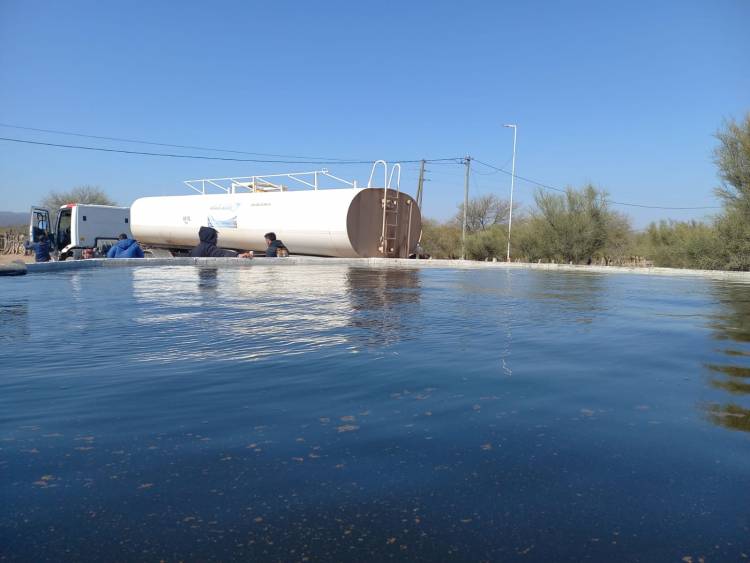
107 234 145 258
25 232 52 262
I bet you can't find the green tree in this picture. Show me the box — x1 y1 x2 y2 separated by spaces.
512 217 547 262
714 113 750 210
529 184 629 264
600 210 633 264
715 209 750 270
635 220 723 269
420 218 462 259
465 224 507 260
629 114 749 271
453 194 511 233
713 113 750 270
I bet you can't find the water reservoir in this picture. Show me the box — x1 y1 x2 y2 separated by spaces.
2 264 749 561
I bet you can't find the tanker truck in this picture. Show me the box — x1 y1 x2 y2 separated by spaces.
30 161 423 260
130 161 422 258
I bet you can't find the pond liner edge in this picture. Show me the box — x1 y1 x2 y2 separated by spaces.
20 257 750 283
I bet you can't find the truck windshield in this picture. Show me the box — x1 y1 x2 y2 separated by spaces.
56 209 72 250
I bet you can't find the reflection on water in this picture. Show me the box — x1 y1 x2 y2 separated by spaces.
130 266 423 363
132 266 353 362
704 283 750 432
345 268 421 348
0 301 28 341
197 267 218 290
500 270 513 375
526 270 606 313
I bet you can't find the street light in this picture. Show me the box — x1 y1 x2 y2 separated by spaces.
503 124 517 262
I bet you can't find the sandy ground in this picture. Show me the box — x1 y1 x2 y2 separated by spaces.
0 254 35 265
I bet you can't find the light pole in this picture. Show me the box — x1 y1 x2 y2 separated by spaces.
461 156 471 260
503 124 517 262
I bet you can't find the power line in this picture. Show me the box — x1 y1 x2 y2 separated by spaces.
473 154 513 175
473 159 567 193
0 136 459 166
472 158 721 210
429 160 465 165
0 122 358 161
0 128 723 211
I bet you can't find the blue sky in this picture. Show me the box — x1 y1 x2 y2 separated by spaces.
1 0 748 226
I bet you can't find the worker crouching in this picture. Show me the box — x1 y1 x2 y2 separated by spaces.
107 233 145 259
264 232 288 257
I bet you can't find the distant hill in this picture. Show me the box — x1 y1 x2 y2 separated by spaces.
0 211 28 227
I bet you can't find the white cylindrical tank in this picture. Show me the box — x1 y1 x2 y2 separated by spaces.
130 187 422 258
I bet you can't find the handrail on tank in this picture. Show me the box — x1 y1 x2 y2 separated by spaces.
184 169 356 194
367 160 388 188
387 163 401 196
324 171 358 189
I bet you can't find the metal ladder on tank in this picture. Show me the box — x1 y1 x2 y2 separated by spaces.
368 160 402 257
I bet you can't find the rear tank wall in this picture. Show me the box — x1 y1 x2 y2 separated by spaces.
347 189 422 258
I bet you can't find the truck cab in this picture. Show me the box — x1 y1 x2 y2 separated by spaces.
29 204 132 260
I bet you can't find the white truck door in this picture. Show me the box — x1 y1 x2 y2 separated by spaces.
29 207 51 243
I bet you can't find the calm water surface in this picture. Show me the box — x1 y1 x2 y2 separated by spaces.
1 265 749 562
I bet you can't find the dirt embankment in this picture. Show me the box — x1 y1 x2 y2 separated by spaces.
0 254 35 265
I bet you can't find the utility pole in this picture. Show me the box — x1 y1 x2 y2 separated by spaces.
503 124 517 262
462 155 471 260
416 159 425 209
